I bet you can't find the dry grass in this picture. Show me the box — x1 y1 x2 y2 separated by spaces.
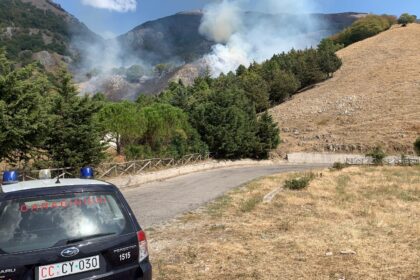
147 166 420 280
270 24 420 155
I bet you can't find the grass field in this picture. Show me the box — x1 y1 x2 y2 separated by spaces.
147 166 420 279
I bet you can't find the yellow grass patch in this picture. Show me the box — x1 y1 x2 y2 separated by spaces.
147 166 420 279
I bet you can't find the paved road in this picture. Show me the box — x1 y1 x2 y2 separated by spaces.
122 164 327 228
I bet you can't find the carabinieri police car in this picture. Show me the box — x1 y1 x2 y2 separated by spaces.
0 168 152 280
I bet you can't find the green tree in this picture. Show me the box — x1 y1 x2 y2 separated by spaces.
253 112 280 159
317 39 343 77
268 66 300 104
240 71 270 112
159 81 192 111
136 94 156 107
414 137 420 156
154 63 170 76
236 64 247 76
139 103 206 158
45 70 105 167
125 65 144 83
97 101 146 155
398 13 417 26
0 49 50 165
189 88 259 159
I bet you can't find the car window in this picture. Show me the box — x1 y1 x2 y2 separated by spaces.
0 192 134 254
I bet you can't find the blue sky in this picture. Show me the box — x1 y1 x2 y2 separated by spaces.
54 0 420 38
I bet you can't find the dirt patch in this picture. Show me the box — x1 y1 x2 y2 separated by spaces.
147 166 420 279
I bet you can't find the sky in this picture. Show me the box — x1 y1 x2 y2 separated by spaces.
54 0 420 38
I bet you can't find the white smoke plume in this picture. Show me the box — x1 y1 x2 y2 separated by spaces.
81 0 137 12
200 0 323 76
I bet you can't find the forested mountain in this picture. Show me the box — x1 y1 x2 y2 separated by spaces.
0 0 101 70
118 11 365 65
0 0 364 98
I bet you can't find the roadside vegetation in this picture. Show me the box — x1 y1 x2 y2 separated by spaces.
366 146 387 165
149 166 420 279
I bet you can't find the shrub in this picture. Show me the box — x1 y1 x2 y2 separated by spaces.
414 137 420 156
332 15 394 46
332 162 348 171
239 195 263 213
398 13 417 26
366 146 387 165
124 145 152 160
284 173 315 190
126 65 145 83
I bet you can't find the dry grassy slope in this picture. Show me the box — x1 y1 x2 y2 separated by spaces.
270 24 420 155
149 166 420 279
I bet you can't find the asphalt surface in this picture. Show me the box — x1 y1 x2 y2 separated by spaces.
122 164 327 228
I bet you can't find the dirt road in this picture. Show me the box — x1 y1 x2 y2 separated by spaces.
122 164 327 227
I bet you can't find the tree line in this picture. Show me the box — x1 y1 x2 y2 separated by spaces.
331 13 418 47
0 36 342 168
100 39 342 160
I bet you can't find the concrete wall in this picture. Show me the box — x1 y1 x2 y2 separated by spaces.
287 153 365 164
287 152 420 164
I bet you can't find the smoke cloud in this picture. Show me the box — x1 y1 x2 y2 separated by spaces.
71 33 152 99
81 0 137 12
199 0 324 76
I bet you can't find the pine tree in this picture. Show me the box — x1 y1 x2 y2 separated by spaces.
0 49 50 165
45 70 105 168
189 88 258 159
317 39 343 77
253 112 280 159
97 101 146 155
239 71 269 112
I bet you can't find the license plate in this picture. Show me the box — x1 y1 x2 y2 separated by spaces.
37 255 100 280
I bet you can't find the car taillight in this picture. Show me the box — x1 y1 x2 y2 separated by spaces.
137 230 149 262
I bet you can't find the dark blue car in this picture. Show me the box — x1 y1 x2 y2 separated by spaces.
0 174 152 280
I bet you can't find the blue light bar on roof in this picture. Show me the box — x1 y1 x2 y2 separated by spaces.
2 170 19 185
80 167 94 179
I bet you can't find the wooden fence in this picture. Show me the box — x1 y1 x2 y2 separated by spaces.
3 153 211 181
96 153 210 178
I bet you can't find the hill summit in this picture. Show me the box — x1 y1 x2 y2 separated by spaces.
270 24 420 155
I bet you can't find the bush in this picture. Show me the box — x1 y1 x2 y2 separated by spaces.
414 137 420 156
366 146 387 165
332 15 394 47
284 173 315 190
332 162 348 171
126 65 145 83
398 13 417 26
239 195 263 213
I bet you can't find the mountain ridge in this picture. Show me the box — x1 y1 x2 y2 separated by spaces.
0 1 366 99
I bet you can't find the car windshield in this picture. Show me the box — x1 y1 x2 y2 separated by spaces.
0 192 133 254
